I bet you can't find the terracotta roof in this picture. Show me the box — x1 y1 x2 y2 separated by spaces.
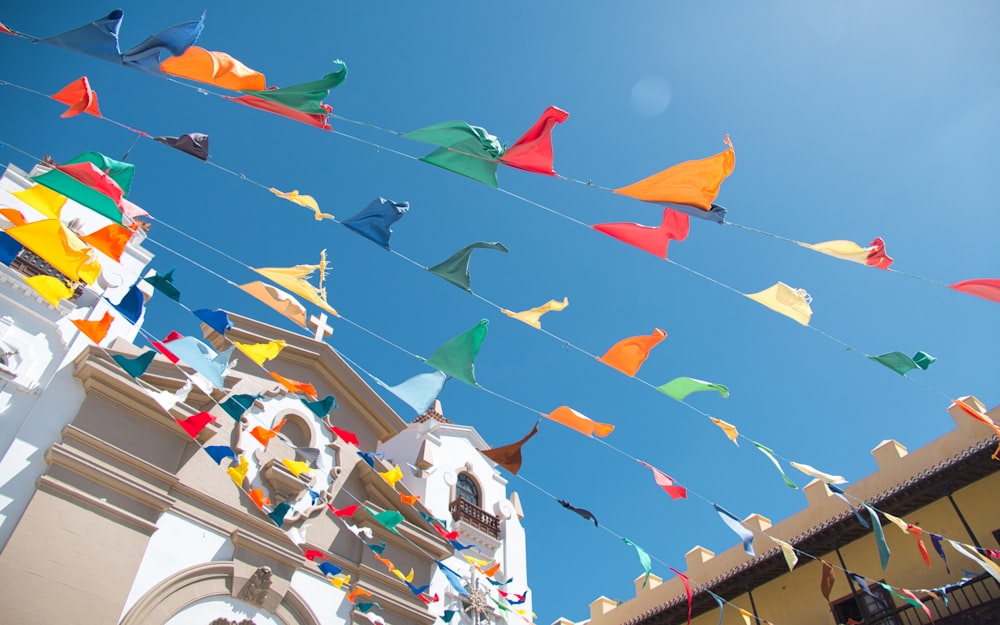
411 400 453 424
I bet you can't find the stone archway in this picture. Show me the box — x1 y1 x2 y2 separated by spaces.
119 561 320 625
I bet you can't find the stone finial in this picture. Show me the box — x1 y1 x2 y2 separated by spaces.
634 572 662 594
871 439 908 470
589 596 619 619
685 546 715 571
803 479 833 508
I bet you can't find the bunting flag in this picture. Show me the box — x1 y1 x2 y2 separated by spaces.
614 136 735 211
302 395 337 418
12 184 67 219
329 426 359 447
790 461 847 485
150 331 184 362
119 13 205 73
500 297 569 329
404 580 429 596
558 499 598 526
268 188 333 221
219 394 259 421
480 421 540 475
33 165 123 224
54 161 124 205
882 512 910 534
848 573 890 613
154 133 210 160
367 508 405 534
239 281 308 327
266 502 292 527
930 533 949 573
442 610 458 623
544 405 614 437
356 602 383 614
404 120 504 187
399 493 420 506
622 537 653 587
341 197 409 249
250 418 286 447
908 525 932 568
79 223 133 262
175 412 215 438
950 397 1000 459
0 209 26 227
820 560 835 601
193 308 233 336
109 284 144 324
753 442 799 490
5 218 95 282
204 445 237 465
799 237 893 270
269 371 318 399
164 336 230 390
141 379 192 412
111 349 156 379
427 242 509 292
714 504 755 556
357 451 384 468
868 350 937 375
738 608 753 625
498 590 528 605
375 371 447 414
318 561 343 577
486 576 514 587
392 568 414 583
745 282 813 326
227 94 333 130
708 591 725 625
827 485 870 528
769 536 798 571
235 340 286 366
160 46 266 91
711 418 740 445
597 328 667 376
66 151 135 194
477 562 501 577
240 63 347 114
372 552 394 571
145 269 181 301
949 278 1000 305
593 208 690 259
499 106 570 175
50 76 102 118
436 526 460 541
248 488 271 508
0 233 22 265
253 251 338 316
367 542 387 555
329 574 351 589
863 503 891 569
281 458 313 478
377 465 404 489
327 503 360 518
23 275 74 308
226 456 249 486
879 583 934 622
435 561 469 596
668 568 693 625
424 319 489 386
637 460 687 499
949 540 1000 584
70 311 114 344
657 377 730 401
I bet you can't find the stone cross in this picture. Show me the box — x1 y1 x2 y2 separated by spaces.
308 313 333 341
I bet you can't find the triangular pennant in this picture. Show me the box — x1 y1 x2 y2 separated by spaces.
111 349 156 379
193 308 233 336
109 284 144 324
404 120 503 187
480 421 540 475
50 76 103 118
154 133 210 160
435 560 469 596
329 426 359 447
79 223 132 261
375 371 447 414
622 537 653 587
341 197 409 250
558 499 598 526
424 320 489 386
144 269 181 301
204 445 237 465
268 188 333 221
593 208 690 258
70 311 114 344
269 371 318 399
268 502 292 527
753 444 799 488
544 405 614 437
869 350 937 375
160 46 265 91
949 278 1000 304
500 106 570 175
175 411 215 438
235 340 286 366
500 297 569 329
253 251 337 316
657 376 730 401
710 418 740 445
301 394 337 418
120 13 204 74
637 460 687 499
714 504 755 556
240 63 347 114
219 394 259 421
23 275 74 308
598 328 667 376
367 508 405 534
745 282 813 326
427 242 509 292
668 567 693 625
614 136 735 210
239 280 307 327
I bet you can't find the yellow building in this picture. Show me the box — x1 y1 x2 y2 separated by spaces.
565 401 1000 625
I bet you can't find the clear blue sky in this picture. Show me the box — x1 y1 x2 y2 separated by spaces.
1 2 998 623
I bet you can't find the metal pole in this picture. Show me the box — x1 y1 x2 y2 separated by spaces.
947 493 984 550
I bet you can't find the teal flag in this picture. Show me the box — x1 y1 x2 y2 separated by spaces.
427 242 509 292
220 394 260 421
865 504 891 569
32 168 123 224
869 350 936 375
240 62 347 114
656 376 730 401
112 350 156 379
404 120 504 187
424 320 489 387
301 394 337 418
144 268 181 302
268 502 292 527
367 507 404 534
622 537 652 587
66 151 135 195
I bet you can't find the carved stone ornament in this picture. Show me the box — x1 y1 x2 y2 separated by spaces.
209 619 256 625
237 566 273 607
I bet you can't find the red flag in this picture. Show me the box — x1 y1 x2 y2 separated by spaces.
152 331 184 363
327 503 360 518
51 77 102 118
865 237 893 269
225 95 332 130
908 525 932 568
304 549 326 561
56 162 123 206
434 525 459 541
70 311 114 344
949 278 1000 305
637 460 687 500
0 22 14 36
329 425 360 447
669 567 693 625
500 106 569 176
593 208 690 259
175 411 215 438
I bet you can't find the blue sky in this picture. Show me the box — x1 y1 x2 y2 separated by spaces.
1 2 998 623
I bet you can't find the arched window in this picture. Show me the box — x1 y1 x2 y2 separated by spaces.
456 473 479 506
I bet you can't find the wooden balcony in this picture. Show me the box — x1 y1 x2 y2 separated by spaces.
449 498 500 539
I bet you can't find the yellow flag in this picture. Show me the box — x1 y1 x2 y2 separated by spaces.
239 281 308 327
269 188 334 221
227 456 249 486
799 239 870 264
281 458 313 478
6 219 95 282
378 465 404 489
329 574 351 588
235 339 287 366
768 536 798 571
501 297 569 329
739 608 753 625
710 418 739 445
883 512 910 534
745 282 813 326
790 461 846 484
13 184 67 219
24 275 74 307
254 250 338 316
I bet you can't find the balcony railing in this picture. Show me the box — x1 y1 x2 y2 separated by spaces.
865 573 1000 625
449 498 500 539
9 249 84 301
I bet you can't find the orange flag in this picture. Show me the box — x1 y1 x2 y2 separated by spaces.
160 46 266 91
70 311 114 344
614 136 734 211
80 223 133 261
270 371 318 399
0 208 27 226
347 587 373 603
251 418 287 447
399 493 420 506
544 406 614 437
50 76 102 118
597 328 667 376
952 397 1000 460
249 488 271 508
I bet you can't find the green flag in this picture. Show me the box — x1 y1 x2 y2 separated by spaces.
868 350 936 375
366 507 405 534
32 168 123 224
427 242 508 292
656 376 730 401
240 62 347 114
424 319 489 387
404 120 504 187
66 151 135 195
753 442 798 489
623 537 652 587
